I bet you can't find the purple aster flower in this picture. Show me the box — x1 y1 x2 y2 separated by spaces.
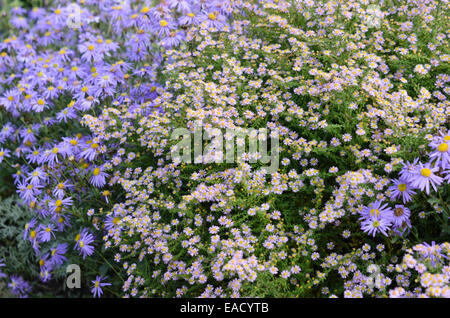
53 180 74 199
10 16 29 29
8 275 31 297
361 216 392 237
91 276 111 298
74 228 95 259
56 107 78 123
23 217 37 240
429 140 450 169
199 10 227 30
161 30 186 48
78 42 103 62
104 215 121 231
0 148 11 163
39 268 52 283
390 205 411 228
167 0 192 13
78 141 101 162
179 12 201 26
19 127 37 145
26 167 47 186
154 18 177 37
90 166 108 188
16 181 42 203
37 223 56 242
359 200 393 220
49 243 68 267
399 158 420 182
409 162 443 194
50 197 73 214
0 122 15 143
388 178 416 203
0 89 20 113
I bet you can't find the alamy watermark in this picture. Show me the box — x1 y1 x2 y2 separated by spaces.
365 5 383 28
66 3 82 30
366 264 383 289
170 122 280 174
66 264 81 289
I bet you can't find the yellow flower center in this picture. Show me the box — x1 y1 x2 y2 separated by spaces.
30 230 36 239
398 183 407 192
91 143 99 149
88 45 95 51
444 136 450 142
160 20 168 27
372 220 380 228
39 259 45 266
113 217 121 225
52 147 59 154
75 234 81 242
420 168 432 177
187 13 195 17
37 99 45 105
55 199 63 207
370 209 380 217
141 7 149 14
208 13 217 20
437 143 448 152
93 168 100 176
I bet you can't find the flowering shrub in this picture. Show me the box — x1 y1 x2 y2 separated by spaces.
0 0 449 298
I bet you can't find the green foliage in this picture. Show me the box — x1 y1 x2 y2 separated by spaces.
0 196 39 278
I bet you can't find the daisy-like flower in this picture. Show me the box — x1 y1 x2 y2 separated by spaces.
399 158 420 181
359 200 393 220
388 178 416 203
390 205 411 228
79 141 101 162
49 243 68 267
429 141 450 169
91 275 111 298
37 223 56 242
8 275 31 297
26 167 47 186
0 148 11 164
89 166 108 188
361 216 392 237
409 162 443 194
74 228 95 259
50 197 73 214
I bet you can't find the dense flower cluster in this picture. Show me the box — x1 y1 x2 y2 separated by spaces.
0 0 449 298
